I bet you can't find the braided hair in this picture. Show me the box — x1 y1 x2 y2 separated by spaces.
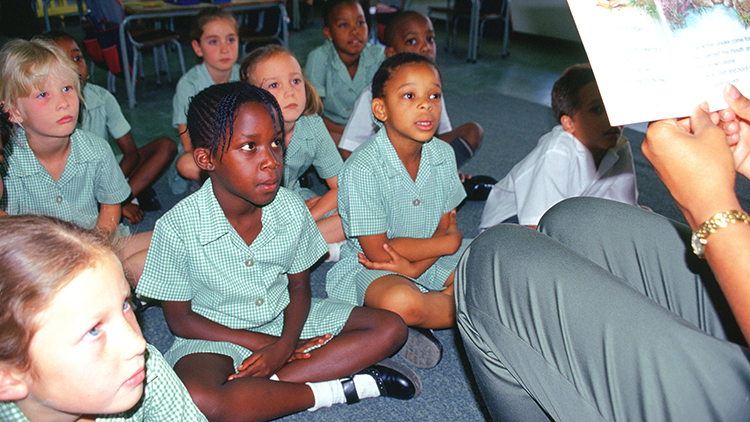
186 82 285 160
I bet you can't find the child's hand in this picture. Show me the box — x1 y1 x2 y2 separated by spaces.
229 340 295 381
720 85 750 179
358 244 420 278
442 210 463 255
289 334 332 362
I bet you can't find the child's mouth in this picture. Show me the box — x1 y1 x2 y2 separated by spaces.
416 120 434 130
57 115 74 124
123 366 146 387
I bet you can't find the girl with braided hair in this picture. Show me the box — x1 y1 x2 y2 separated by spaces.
136 82 420 422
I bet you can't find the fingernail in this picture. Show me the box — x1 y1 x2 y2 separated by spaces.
699 101 710 113
726 84 741 100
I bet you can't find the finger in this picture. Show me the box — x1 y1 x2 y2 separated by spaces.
690 103 719 134
725 84 750 121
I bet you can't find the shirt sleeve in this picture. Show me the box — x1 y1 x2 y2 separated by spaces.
172 76 194 127
339 160 387 238
138 345 208 421
102 89 131 140
516 149 576 226
310 117 344 180
288 194 328 274
94 141 131 205
340 88 378 152
136 217 193 302
305 47 327 99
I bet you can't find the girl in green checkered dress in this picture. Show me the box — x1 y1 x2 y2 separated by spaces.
137 82 421 421
0 215 206 422
241 45 347 252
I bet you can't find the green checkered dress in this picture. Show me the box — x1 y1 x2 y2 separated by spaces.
136 180 354 369
326 129 471 305
1 128 131 230
283 114 343 203
82 83 132 143
0 344 207 421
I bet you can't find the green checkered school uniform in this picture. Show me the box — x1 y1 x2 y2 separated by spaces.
326 130 471 305
304 41 385 126
81 83 132 143
0 344 207 421
1 128 131 231
136 180 355 369
172 63 240 128
284 114 343 204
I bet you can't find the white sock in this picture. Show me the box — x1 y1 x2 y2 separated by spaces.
305 373 381 412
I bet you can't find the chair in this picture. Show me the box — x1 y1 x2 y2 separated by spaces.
431 0 510 61
83 0 185 98
238 7 286 55
35 0 86 31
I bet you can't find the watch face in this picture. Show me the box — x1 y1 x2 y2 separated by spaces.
691 232 705 258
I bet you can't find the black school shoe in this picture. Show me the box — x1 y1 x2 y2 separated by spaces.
136 186 162 212
463 175 497 201
341 358 422 403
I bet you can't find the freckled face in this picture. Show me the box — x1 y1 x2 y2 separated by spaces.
210 102 284 207
324 2 368 59
20 256 147 419
249 53 307 127
375 62 443 146
10 71 79 145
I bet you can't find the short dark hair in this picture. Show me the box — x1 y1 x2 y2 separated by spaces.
38 29 76 44
186 82 284 159
383 11 430 48
372 52 440 99
322 0 362 28
551 63 596 123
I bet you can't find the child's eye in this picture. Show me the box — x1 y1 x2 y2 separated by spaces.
405 38 417 45
72 55 82 62
338 22 348 29
292 78 302 85
590 105 605 115
37 92 48 98
208 39 217 45
241 143 256 151
403 93 414 99
124 298 133 313
267 82 279 89
227 36 237 44
271 138 283 148
62 86 73 92
430 92 442 100
85 324 102 339
357 20 366 26
427 36 436 44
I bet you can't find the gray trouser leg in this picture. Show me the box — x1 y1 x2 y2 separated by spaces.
455 207 750 422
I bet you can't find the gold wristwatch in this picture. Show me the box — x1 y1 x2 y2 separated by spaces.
691 210 750 258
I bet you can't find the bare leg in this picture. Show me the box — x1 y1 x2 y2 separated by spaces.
277 307 407 383
120 231 152 287
437 122 484 150
317 212 345 244
364 275 455 329
176 152 204 182
127 137 177 197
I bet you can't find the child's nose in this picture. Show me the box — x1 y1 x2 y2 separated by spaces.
260 147 281 169
121 316 147 359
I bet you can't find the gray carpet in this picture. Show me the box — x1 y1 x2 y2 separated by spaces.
133 92 750 421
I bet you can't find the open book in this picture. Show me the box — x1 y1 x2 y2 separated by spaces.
567 0 750 126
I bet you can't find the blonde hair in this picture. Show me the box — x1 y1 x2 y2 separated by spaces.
0 215 118 371
0 38 82 117
240 45 323 117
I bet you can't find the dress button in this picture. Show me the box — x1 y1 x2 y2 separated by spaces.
255 297 264 306
245 258 254 267
412 199 420 206
55 196 63 204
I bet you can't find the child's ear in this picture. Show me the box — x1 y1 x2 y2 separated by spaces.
194 147 215 172
191 40 204 58
0 366 29 402
372 98 387 122
384 46 396 58
323 26 332 41
7 106 23 125
560 115 575 135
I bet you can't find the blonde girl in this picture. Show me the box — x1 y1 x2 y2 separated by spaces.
0 214 206 422
0 38 151 286
241 45 346 254
173 7 240 184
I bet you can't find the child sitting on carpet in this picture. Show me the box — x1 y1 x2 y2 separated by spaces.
241 45 346 256
136 82 419 421
305 0 385 145
173 7 240 185
47 30 177 224
326 53 472 369
0 214 206 422
479 63 639 230
0 38 151 286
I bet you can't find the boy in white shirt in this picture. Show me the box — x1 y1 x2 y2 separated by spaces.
479 64 638 231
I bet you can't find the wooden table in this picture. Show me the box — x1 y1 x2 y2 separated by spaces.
120 0 288 109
